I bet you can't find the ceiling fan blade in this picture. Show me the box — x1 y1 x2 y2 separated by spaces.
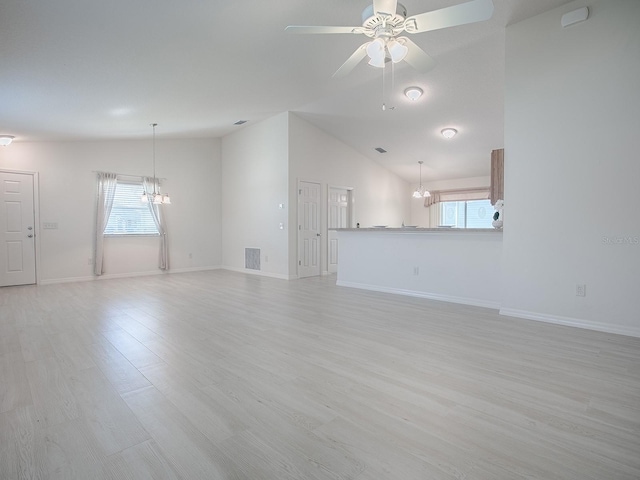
285 25 363 34
404 0 494 34
333 44 368 78
402 38 436 74
373 0 398 17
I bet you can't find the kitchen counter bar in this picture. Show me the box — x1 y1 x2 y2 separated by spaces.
334 228 503 309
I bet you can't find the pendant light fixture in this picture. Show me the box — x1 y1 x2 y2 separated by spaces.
141 123 171 205
412 161 431 198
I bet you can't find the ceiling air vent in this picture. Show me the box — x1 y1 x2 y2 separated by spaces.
374 147 387 154
234 120 248 125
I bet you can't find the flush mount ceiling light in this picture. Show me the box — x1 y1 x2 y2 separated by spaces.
412 160 431 198
141 123 171 205
0 135 15 146
404 86 423 101
441 128 458 139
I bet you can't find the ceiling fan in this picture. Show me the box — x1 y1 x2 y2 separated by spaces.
285 0 494 78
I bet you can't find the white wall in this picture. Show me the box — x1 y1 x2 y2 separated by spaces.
288 113 411 275
221 113 290 278
502 0 640 336
0 138 221 282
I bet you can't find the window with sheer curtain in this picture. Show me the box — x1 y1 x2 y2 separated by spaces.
95 173 169 275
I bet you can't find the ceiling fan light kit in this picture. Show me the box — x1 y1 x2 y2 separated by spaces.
386 38 408 63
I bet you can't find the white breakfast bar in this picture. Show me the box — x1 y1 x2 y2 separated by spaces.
333 227 503 309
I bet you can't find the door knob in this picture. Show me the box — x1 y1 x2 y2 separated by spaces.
27 234 33 238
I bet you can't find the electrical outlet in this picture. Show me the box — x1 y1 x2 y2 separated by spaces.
576 284 586 297
188 253 192 259
88 258 93 265
265 255 269 263
413 266 419 275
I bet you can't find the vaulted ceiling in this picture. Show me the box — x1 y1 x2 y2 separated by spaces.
0 0 573 182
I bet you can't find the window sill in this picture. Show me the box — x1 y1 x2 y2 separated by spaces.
104 234 160 238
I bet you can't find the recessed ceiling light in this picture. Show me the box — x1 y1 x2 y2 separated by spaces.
108 107 133 117
0 135 15 146
374 147 387 153
441 128 457 139
404 87 423 101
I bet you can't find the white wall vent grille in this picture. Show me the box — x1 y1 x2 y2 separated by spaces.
245 248 261 270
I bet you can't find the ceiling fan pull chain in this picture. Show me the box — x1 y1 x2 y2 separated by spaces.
391 60 395 107
382 57 396 111
381 58 386 110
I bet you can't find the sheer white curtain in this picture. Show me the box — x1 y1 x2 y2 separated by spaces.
143 177 169 270
428 203 441 228
94 172 118 275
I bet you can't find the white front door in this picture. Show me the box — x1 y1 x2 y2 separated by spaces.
298 181 321 278
328 187 351 274
0 171 36 287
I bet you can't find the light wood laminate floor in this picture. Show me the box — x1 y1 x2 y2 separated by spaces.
1 270 639 479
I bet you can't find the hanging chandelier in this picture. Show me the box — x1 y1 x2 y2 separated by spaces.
141 123 171 205
412 160 431 198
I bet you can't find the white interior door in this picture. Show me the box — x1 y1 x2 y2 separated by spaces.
0 171 36 287
298 181 321 278
328 187 351 274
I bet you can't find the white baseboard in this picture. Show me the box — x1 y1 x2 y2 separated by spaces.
221 266 293 281
38 266 222 285
167 266 222 274
39 275 96 285
336 280 501 310
499 308 640 338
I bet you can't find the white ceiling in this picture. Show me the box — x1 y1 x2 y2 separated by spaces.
0 0 573 182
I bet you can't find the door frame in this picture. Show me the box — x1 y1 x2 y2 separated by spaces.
1 169 41 285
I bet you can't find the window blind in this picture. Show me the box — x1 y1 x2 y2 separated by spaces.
104 181 159 235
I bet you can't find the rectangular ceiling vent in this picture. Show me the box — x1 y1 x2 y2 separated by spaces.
374 147 387 154
234 120 248 125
